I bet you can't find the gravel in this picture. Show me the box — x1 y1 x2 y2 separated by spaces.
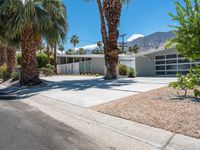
94 87 200 138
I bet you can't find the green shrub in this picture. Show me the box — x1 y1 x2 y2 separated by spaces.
16 54 22 66
17 53 54 68
169 74 193 97
169 65 200 98
11 72 21 81
41 64 55 76
128 68 136 78
118 64 128 76
0 64 8 81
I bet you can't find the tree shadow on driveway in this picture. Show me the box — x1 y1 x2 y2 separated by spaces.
0 77 137 101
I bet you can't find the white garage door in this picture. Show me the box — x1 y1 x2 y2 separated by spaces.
155 54 200 76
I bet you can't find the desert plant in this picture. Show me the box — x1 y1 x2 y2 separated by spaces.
118 64 128 76
169 65 200 98
169 74 193 97
128 68 136 78
11 72 21 81
41 64 55 76
0 63 8 81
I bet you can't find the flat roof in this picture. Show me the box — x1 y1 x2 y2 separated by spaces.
136 47 176 57
57 54 135 59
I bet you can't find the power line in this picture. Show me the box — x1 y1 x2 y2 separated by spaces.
119 34 128 51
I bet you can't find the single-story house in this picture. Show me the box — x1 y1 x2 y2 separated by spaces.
57 54 135 75
57 47 200 76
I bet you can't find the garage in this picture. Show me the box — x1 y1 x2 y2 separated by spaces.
155 54 200 76
135 48 200 77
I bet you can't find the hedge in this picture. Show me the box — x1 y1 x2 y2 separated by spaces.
17 53 54 68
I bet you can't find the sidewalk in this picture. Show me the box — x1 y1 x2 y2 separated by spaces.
22 95 200 150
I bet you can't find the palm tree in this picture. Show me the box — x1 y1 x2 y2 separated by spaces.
97 41 103 50
70 35 79 51
46 44 51 64
86 0 130 79
128 44 139 54
0 3 18 78
0 0 68 86
58 45 65 54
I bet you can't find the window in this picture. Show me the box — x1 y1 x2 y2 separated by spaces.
155 61 165 65
166 60 177 64
166 54 177 59
178 64 190 70
166 65 177 70
155 54 200 76
156 66 165 70
178 59 190 63
155 55 165 60
166 71 177 76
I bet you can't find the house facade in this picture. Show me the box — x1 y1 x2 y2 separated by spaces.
136 48 200 76
57 48 200 76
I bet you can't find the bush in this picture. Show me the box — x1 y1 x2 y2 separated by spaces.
128 68 136 78
118 64 128 76
169 65 200 98
0 64 8 81
41 64 55 76
11 72 21 81
169 74 193 97
17 53 54 68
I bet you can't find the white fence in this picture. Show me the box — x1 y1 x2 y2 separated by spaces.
57 63 79 74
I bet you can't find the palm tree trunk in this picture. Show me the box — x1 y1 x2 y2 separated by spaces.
96 0 108 51
97 0 111 78
0 46 8 67
20 25 41 86
103 0 122 79
47 45 50 64
6 47 16 77
54 45 57 73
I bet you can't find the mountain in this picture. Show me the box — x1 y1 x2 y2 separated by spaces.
126 31 175 52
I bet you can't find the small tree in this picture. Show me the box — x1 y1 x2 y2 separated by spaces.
70 35 79 51
128 44 139 54
77 48 86 55
58 45 65 54
168 0 200 60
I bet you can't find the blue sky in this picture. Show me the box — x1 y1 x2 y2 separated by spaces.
63 0 180 50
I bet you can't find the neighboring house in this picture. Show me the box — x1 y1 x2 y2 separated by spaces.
57 54 135 75
57 47 200 76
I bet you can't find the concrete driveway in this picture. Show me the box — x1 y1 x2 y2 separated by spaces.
31 76 175 108
0 76 176 108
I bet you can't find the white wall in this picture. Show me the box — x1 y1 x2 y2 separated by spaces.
57 63 79 74
92 57 105 75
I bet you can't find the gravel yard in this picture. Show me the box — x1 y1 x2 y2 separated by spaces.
94 87 200 138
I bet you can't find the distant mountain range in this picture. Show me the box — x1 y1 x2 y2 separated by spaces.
126 31 175 52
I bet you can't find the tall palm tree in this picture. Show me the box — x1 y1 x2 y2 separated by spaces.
0 2 18 78
58 45 65 54
46 44 50 64
70 35 79 51
86 0 130 79
44 0 68 74
0 0 68 85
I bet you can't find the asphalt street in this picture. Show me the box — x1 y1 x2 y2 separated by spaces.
0 99 109 150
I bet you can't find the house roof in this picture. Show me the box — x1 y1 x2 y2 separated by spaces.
136 47 176 57
57 54 135 60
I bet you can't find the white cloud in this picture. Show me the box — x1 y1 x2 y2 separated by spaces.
127 34 144 42
77 44 98 50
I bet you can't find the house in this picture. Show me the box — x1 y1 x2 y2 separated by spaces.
136 48 200 76
57 47 200 76
57 54 135 75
